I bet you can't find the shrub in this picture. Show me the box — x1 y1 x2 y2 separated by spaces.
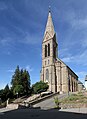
54 97 60 108
32 81 49 94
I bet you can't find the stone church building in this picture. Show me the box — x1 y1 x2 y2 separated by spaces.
40 10 78 93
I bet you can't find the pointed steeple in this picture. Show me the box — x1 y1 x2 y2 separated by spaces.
44 8 55 38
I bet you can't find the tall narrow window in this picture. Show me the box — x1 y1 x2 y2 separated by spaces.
48 43 50 56
53 46 56 58
46 69 49 81
45 45 47 57
48 60 49 64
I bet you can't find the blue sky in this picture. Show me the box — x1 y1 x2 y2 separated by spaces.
0 0 87 89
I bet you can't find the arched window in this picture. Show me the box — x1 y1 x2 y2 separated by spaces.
48 43 50 56
46 69 49 81
45 45 47 57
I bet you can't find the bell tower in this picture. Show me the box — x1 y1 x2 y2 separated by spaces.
40 9 58 92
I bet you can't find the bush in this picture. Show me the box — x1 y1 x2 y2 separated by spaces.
32 81 49 94
54 97 60 108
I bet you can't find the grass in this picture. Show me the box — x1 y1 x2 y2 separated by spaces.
60 92 87 104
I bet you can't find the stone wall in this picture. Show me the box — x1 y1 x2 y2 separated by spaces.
60 103 87 109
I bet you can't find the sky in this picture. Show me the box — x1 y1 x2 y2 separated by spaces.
0 0 87 89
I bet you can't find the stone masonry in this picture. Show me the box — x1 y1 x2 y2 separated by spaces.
40 10 78 93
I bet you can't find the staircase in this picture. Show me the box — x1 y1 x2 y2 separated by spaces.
32 93 68 110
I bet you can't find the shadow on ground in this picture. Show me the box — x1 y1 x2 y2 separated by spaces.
0 108 87 119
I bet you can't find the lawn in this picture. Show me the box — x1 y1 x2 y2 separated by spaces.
61 92 87 104
58 92 87 109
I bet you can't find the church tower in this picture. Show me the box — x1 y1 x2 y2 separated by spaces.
40 10 58 92
40 9 78 93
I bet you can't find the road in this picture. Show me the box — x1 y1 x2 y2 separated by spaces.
33 93 68 109
0 108 87 119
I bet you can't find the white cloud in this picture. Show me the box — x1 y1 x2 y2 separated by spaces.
61 57 73 63
0 37 15 55
20 32 41 45
76 71 87 78
63 8 87 30
7 69 14 73
76 71 87 84
61 49 87 66
7 65 33 74
58 9 87 67
26 65 33 72
79 50 87 66
69 17 87 30
59 48 70 58
0 82 7 90
58 8 87 50
0 37 14 46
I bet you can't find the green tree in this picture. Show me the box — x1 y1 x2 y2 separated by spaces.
21 69 31 95
3 84 10 99
11 66 21 87
11 66 31 97
13 85 23 96
11 66 21 95
0 89 4 102
32 81 49 94
0 84 10 102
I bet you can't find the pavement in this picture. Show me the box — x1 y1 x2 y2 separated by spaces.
0 107 16 113
33 93 68 109
0 108 87 119
59 108 87 114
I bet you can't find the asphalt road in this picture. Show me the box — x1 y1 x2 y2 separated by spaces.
33 93 68 109
0 108 87 119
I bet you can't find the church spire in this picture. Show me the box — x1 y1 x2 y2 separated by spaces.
44 8 55 38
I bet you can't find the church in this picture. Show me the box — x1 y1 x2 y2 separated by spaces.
40 10 78 93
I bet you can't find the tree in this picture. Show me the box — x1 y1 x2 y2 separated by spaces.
0 89 4 102
0 84 10 102
11 66 21 88
13 85 23 96
11 66 31 97
21 69 31 95
32 81 49 94
3 84 10 99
